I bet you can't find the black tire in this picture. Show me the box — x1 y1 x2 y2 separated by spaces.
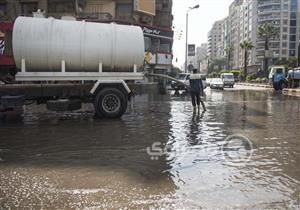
94 88 127 118
273 82 280 91
280 81 287 90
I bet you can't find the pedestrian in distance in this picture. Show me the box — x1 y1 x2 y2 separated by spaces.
189 69 206 112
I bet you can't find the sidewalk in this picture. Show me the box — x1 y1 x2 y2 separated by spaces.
237 82 272 88
282 88 300 97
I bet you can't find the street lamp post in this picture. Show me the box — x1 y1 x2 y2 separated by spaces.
185 4 199 73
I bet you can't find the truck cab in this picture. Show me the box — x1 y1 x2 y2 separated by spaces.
221 73 235 88
269 66 287 90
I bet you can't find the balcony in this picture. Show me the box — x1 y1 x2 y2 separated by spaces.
258 0 281 8
77 12 113 21
258 15 281 23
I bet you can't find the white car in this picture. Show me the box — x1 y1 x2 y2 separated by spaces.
171 73 207 91
171 73 190 91
200 74 207 89
210 78 224 90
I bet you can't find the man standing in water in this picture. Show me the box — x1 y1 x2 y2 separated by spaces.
189 69 206 112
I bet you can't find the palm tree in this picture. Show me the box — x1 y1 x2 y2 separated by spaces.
225 44 234 70
240 40 254 81
258 23 279 73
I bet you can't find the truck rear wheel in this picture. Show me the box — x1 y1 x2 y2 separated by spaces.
94 87 127 118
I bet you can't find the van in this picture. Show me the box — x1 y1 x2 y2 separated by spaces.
221 73 235 88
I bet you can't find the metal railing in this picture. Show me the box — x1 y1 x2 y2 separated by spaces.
77 12 113 21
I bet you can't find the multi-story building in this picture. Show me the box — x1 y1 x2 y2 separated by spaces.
207 19 225 60
238 0 258 71
0 0 173 74
197 43 209 74
187 43 207 73
256 0 299 66
228 0 243 69
221 17 230 58
208 0 300 71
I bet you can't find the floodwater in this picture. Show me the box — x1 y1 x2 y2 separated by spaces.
1 85 300 209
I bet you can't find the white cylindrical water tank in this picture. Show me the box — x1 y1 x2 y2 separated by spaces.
13 17 145 72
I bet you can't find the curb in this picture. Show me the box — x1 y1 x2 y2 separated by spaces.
237 83 272 88
282 88 300 97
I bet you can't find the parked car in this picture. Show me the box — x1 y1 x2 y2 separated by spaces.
171 73 190 91
221 73 235 88
171 73 207 91
210 78 224 90
200 74 207 89
206 78 212 87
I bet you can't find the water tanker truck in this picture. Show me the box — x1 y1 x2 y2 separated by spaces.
0 16 145 118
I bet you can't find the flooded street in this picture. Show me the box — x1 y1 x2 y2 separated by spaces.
1 85 300 209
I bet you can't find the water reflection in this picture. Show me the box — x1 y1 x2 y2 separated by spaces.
0 88 300 208
166 88 300 208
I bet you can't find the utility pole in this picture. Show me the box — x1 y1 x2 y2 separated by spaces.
185 12 188 73
185 4 199 73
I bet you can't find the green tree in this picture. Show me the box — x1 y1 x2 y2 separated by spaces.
240 40 254 81
274 57 297 69
258 23 279 73
208 57 226 73
224 44 234 70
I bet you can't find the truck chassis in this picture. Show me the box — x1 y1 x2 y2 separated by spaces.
1 64 144 118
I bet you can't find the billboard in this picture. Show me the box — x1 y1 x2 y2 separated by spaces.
188 44 195 56
134 0 156 16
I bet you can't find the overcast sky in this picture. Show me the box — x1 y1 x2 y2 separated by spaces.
172 0 233 68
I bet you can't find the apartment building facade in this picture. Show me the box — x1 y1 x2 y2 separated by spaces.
228 0 243 69
207 19 225 60
0 0 173 73
256 0 300 66
238 0 257 68
208 0 300 71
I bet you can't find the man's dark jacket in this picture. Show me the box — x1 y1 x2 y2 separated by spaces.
189 74 204 94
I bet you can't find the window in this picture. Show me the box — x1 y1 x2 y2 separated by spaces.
282 34 287 40
290 20 296 27
151 37 160 51
290 35 296 42
48 0 75 13
290 28 296 34
282 42 287 47
282 49 287 55
116 3 132 20
21 2 38 15
289 42 296 49
0 3 6 15
144 37 151 51
289 50 295 56
290 12 296 19
282 27 288 33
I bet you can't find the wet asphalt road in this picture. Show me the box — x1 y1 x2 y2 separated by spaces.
0 85 300 209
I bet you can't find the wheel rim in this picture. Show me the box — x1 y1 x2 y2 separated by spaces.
102 94 121 113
